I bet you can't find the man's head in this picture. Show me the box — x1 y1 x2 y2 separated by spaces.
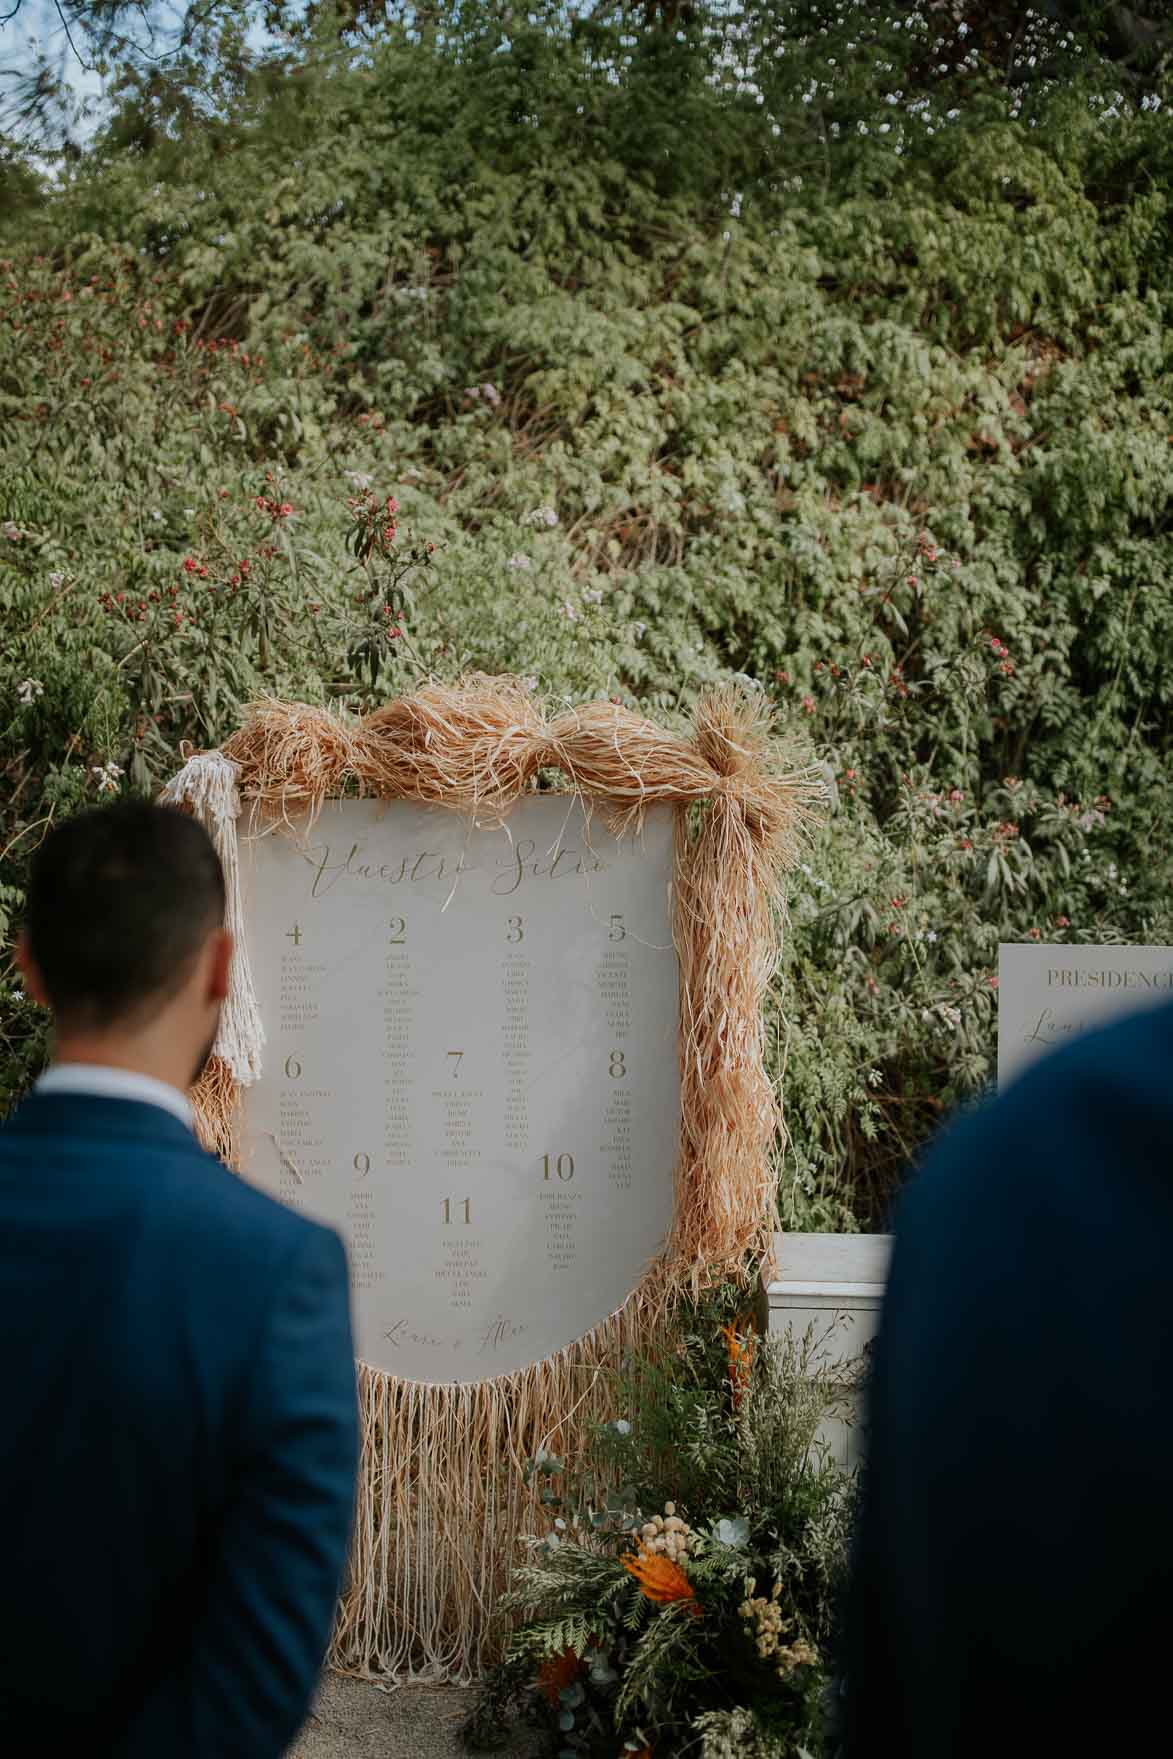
16 801 232 1088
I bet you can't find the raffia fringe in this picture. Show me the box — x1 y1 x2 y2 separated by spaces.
181 675 822 1678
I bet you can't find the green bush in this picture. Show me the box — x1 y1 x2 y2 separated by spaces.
2 3 1170 1226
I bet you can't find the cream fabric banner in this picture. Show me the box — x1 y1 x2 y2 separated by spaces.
240 797 680 1381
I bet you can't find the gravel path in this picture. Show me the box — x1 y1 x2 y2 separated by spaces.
291 1672 543 1759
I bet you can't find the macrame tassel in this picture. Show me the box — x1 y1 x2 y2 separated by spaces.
160 750 265 1086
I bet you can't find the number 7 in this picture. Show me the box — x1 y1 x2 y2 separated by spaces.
447 1050 464 1077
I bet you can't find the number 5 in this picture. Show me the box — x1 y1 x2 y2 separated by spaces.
608 914 625 941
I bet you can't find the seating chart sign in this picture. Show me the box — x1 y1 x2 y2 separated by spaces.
998 942 1173 1088
240 797 681 1381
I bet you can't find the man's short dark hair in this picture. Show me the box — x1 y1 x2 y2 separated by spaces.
26 801 226 1027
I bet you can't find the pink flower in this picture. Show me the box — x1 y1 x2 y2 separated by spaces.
801 695 816 714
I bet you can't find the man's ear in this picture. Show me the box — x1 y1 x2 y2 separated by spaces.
13 933 51 1009
206 929 233 1005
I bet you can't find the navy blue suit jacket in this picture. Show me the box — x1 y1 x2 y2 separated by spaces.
0 1092 359 1757
844 1001 1173 1756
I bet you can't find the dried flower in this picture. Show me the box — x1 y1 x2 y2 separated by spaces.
638 1503 694 1563
739 1579 819 1678
536 1647 582 1705
721 1321 755 1410
16 678 44 706
91 762 124 795
622 1549 699 1615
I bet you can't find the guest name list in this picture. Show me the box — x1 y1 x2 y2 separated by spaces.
241 799 680 1380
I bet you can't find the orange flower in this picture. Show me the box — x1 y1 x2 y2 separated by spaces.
622 1549 700 1616
536 1646 582 1705
722 1318 755 1409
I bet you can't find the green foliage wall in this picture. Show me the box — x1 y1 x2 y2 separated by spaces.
2 4 1170 1227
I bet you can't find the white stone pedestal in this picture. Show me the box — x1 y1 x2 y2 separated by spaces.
761 1233 891 1472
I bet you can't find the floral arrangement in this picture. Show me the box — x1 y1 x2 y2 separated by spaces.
463 1293 856 1759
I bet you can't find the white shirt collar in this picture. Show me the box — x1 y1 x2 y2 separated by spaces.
35 1064 195 1133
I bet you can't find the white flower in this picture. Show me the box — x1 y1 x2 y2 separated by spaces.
480 382 501 406
958 20 969 34
527 505 558 527
149 509 163 522
2 520 23 541
184 507 195 516
582 588 603 604
91 763 124 795
49 572 64 589
559 600 578 621
867 1068 883 1089
508 553 531 570
347 471 373 489
520 675 539 694
632 621 647 640
17 678 44 706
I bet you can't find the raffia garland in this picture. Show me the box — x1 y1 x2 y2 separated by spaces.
173 675 821 1681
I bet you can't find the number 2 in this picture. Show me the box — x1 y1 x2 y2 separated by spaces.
389 917 406 945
